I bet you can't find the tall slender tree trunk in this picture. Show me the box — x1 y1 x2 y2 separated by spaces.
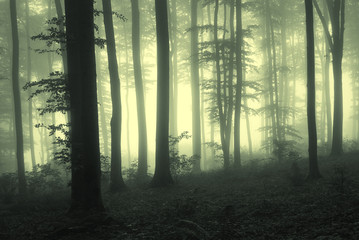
10 0 27 196
265 1 277 154
123 18 132 166
151 0 173 187
131 0 148 178
191 0 201 173
102 0 126 192
65 0 105 213
169 0 178 140
243 59 253 158
207 3 216 164
214 0 229 170
199 7 207 170
234 0 243 168
305 0 321 180
269 4 282 160
25 0 36 171
313 0 344 156
96 60 110 157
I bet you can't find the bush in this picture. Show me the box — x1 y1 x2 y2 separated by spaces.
0 173 17 203
26 163 66 195
169 132 196 181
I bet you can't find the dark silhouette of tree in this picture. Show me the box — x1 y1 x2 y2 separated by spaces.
234 0 243 168
10 0 27 196
313 0 345 156
305 0 321 180
65 0 104 213
151 0 174 187
131 0 148 178
102 0 127 192
169 0 179 144
191 0 201 173
25 0 36 171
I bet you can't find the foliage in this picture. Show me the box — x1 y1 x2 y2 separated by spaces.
2 153 359 239
26 163 67 195
169 131 196 181
23 71 69 115
0 173 17 204
343 139 359 152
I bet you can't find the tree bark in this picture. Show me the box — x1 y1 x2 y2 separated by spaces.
25 0 36 171
102 0 126 192
151 0 173 187
10 0 27 196
234 0 243 168
65 0 105 213
191 0 201 173
305 0 321 180
131 0 148 178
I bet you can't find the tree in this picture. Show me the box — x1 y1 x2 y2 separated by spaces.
131 0 148 178
305 0 321 180
190 0 201 173
102 0 127 192
313 0 345 156
10 0 26 196
234 0 243 168
151 0 173 187
65 0 104 213
25 0 36 171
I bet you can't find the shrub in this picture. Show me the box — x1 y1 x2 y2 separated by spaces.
0 173 17 203
26 163 66 195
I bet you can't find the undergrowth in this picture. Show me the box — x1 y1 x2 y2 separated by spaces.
1 152 359 239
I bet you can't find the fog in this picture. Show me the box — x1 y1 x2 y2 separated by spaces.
0 0 358 173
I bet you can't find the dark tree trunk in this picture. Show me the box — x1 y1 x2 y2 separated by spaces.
131 0 148 178
10 0 27 196
169 0 178 140
234 0 243 168
123 19 132 166
305 0 321 180
265 1 278 154
313 0 345 156
102 0 126 192
151 0 174 187
191 0 201 173
25 0 36 171
214 0 228 170
65 0 105 213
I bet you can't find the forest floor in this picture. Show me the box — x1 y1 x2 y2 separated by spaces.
1 152 359 240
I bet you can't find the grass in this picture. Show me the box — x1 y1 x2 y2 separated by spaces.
1 152 359 239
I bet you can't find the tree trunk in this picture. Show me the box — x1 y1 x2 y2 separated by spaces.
305 0 321 180
131 0 148 178
65 0 105 213
269 4 282 160
214 0 228 170
123 18 132 166
96 60 110 157
151 0 173 187
10 0 27 196
25 0 36 171
169 0 178 140
191 0 201 173
234 0 243 168
102 0 126 192
265 1 278 154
